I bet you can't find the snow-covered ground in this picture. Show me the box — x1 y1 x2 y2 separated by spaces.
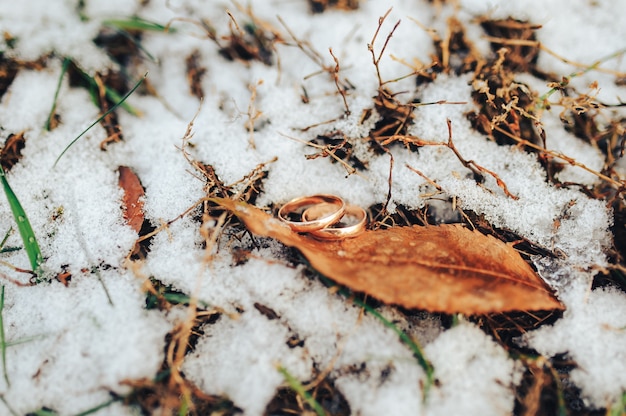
0 0 625 415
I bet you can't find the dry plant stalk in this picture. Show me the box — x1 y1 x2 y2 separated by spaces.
380 120 519 199
281 132 363 177
494 125 625 190
329 48 350 115
211 197 563 314
219 4 282 66
365 10 467 150
368 9 401 87
245 79 264 149
278 16 352 116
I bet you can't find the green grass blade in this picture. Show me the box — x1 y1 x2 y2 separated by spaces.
0 228 12 249
537 47 626 109
317 274 434 401
0 395 19 416
71 63 141 115
73 399 118 416
0 286 8 387
0 228 20 254
53 73 147 168
0 247 20 254
0 167 42 274
44 57 70 131
102 84 141 116
609 391 626 416
102 17 172 63
28 409 59 416
277 365 326 416
5 333 49 348
103 17 175 33
177 396 189 416
351 296 435 400
110 28 158 63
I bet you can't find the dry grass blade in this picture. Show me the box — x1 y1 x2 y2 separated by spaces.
211 198 563 314
445 120 519 199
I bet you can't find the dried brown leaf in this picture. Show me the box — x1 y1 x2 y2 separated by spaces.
185 50 206 100
0 131 26 171
215 198 563 314
118 166 145 233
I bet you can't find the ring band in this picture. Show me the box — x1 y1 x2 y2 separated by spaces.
303 204 367 240
278 194 346 232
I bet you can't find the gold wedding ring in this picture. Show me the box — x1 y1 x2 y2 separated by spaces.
278 194 346 232
303 204 367 240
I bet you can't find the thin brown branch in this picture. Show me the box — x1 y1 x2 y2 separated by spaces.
368 8 401 87
382 149 394 215
379 122 519 199
0 270 35 286
226 10 245 38
483 37 626 77
245 80 264 149
279 133 365 178
406 164 443 192
446 120 519 200
493 125 625 190
329 48 350 115
277 15 327 69
299 116 344 132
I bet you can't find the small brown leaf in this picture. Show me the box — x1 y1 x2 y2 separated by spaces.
118 166 145 233
0 131 26 171
56 271 72 287
185 50 206 100
213 198 563 314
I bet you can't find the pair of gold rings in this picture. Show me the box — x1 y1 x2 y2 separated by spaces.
278 194 367 240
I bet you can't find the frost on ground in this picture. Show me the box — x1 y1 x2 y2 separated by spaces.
0 0 625 415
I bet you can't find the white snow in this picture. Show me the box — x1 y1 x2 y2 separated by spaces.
425 323 521 416
0 0 624 414
523 282 626 408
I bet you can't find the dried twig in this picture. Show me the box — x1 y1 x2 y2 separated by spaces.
329 48 350 115
494 125 626 190
367 9 401 87
278 16 353 114
245 80 264 149
0 270 35 287
446 120 519 199
277 15 327 69
375 121 519 199
280 133 364 178
406 164 443 193
484 37 626 77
